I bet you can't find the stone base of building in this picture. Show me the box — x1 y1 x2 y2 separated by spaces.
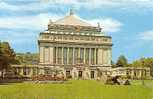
10 65 152 80
11 64 112 80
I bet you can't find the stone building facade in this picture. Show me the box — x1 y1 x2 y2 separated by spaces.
37 10 112 79
10 10 152 80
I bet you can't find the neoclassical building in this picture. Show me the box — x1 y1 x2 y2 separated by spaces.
37 10 112 79
10 10 152 80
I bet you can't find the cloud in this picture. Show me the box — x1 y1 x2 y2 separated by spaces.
0 9 122 33
89 18 123 33
40 0 153 8
0 13 61 31
0 0 153 13
0 1 50 11
38 0 152 10
0 12 62 52
139 30 153 40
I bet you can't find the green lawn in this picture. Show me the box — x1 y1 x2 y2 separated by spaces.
0 80 152 99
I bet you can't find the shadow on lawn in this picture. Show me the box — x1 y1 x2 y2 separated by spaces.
0 78 24 85
0 78 72 85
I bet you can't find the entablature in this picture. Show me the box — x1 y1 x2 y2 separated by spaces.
39 42 112 49
38 33 112 45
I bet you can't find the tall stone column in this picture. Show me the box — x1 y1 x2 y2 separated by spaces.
56 47 58 64
94 48 97 65
79 48 80 63
89 48 91 65
62 47 63 64
84 48 86 64
67 47 69 64
73 47 75 65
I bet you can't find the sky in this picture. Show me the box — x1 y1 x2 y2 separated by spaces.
0 0 153 63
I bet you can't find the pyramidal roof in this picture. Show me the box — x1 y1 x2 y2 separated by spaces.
54 9 92 27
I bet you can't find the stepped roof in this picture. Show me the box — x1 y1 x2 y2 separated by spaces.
54 9 92 27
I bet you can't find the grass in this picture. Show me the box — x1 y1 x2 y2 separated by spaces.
0 80 152 99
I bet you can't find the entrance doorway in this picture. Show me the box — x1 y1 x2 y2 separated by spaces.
78 71 83 78
66 70 71 79
91 71 95 79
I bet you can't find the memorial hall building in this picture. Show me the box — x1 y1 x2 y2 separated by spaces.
37 10 112 79
11 10 151 80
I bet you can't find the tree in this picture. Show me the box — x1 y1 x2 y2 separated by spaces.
130 57 153 77
15 53 39 65
131 60 142 67
0 42 16 78
131 58 153 67
116 55 128 67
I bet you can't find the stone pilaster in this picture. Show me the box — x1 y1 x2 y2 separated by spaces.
39 47 44 63
107 49 111 65
98 48 103 65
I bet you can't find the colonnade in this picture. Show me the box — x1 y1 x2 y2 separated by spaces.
54 47 98 65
